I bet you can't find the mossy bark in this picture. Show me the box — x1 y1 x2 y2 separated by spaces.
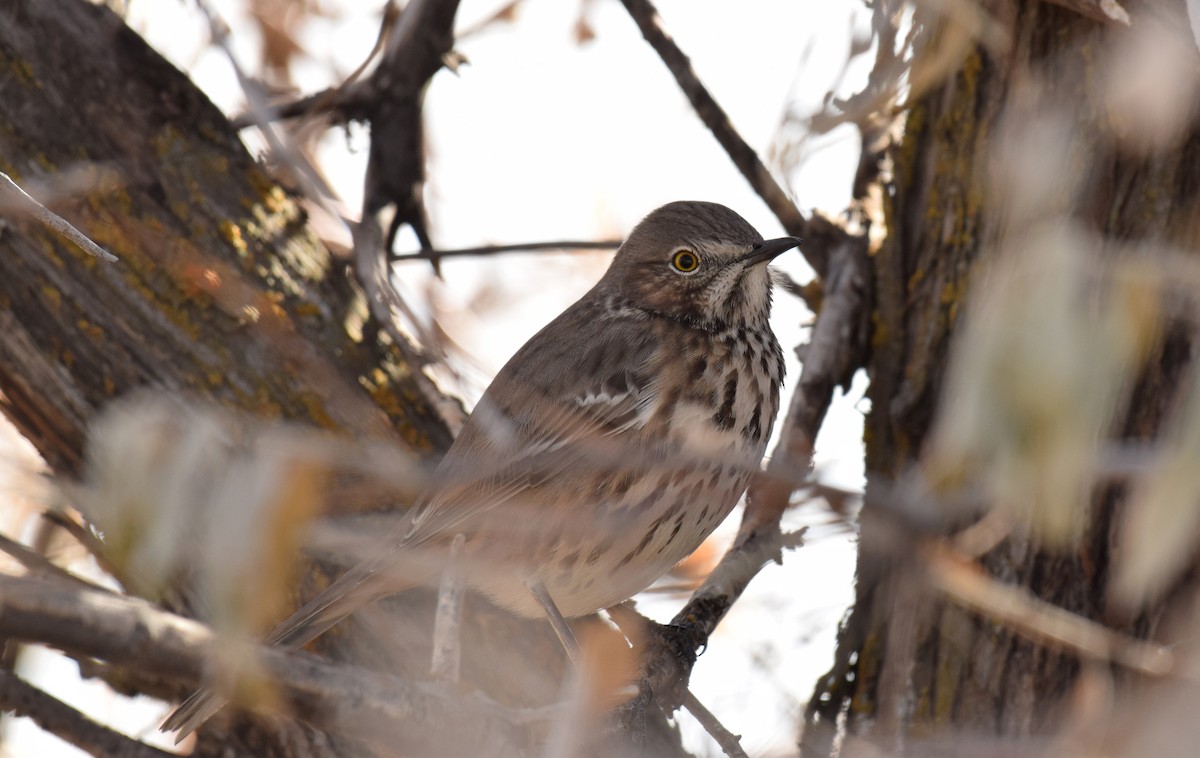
807 0 1200 752
0 2 579 756
0 2 454 472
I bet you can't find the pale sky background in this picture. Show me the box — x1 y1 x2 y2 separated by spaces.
2 1 873 755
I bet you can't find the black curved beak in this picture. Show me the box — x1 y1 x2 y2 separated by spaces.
742 236 802 266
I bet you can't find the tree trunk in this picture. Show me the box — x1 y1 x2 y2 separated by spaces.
807 0 1200 752
0 0 454 470
0 2 581 756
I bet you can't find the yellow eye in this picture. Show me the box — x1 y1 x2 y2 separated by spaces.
671 249 700 273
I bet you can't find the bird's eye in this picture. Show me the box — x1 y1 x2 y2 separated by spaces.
671 250 700 273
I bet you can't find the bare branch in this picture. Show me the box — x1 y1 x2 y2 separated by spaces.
39 509 125 585
616 0 816 270
0 669 174 758
670 527 807 646
0 574 534 751
680 689 749 758
744 232 869 536
0 171 118 263
361 0 462 258
610 525 806 730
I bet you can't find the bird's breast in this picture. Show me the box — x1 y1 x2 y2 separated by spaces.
655 323 783 462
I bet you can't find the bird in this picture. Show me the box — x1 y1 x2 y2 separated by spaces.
163 200 799 737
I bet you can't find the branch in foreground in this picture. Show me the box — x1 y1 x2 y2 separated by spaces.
0 171 118 263
392 239 623 262
0 669 173 758
924 542 1173 676
617 0 815 270
0 574 532 751
0 532 112 594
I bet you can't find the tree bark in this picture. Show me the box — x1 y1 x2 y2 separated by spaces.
0 2 580 756
807 0 1200 752
0 0 454 471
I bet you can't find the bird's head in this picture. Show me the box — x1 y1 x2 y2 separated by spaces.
602 201 800 330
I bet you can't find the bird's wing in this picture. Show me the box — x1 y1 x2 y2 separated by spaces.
162 305 664 740
403 314 662 542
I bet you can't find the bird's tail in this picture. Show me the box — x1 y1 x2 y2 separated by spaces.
161 557 404 741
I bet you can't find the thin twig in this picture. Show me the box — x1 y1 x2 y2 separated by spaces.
0 532 113 594
392 239 623 262
456 0 525 39
228 0 400 130
0 171 118 263
616 0 814 269
39 509 124 585
0 669 174 758
681 690 748 758
195 0 345 215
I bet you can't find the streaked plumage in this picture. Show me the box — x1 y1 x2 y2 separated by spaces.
163 200 797 737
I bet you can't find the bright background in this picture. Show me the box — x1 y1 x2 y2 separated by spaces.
1 1 872 755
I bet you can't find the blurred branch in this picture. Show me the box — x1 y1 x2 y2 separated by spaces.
0 171 118 263
616 0 817 271
1042 0 1131 26
392 239 623 262
0 574 535 750
40 509 124 584
228 1 400 130
353 216 466 431
456 0 525 39
0 669 173 758
773 268 822 312
230 86 368 129
195 0 344 218
0 532 110 593
925 542 1173 676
